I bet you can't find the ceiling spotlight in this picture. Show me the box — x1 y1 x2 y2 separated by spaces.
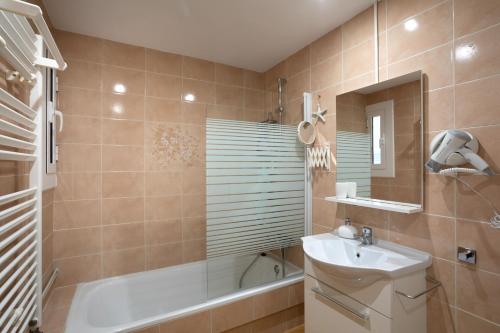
404 19 418 32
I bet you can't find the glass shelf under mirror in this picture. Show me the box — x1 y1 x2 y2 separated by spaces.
325 196 422 214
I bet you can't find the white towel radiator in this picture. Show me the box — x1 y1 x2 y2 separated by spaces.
0 0 65 331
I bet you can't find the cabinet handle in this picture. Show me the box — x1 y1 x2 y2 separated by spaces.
311 286 369 321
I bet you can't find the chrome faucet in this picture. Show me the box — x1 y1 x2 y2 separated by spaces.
359 226 373 245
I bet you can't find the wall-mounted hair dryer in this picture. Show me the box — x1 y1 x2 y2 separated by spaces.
426 130 494 176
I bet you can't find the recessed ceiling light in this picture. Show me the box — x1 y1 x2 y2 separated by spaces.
404 19 418 32
455 43 477 61
113 83 126 94
183 93 196 102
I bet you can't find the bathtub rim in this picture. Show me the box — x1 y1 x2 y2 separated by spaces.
65 260 304 333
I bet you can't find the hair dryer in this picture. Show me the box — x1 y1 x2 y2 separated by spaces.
426 130 494 176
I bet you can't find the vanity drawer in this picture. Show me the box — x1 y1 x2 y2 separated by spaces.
305 276 392 333
305 255 393 317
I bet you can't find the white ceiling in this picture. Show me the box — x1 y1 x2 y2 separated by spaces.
42 0 373 72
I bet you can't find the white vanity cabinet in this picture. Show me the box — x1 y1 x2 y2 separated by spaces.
304 255 427 333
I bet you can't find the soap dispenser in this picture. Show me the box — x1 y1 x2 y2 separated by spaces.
335 217 358 239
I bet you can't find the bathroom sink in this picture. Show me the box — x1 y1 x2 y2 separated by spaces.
302 233 432 285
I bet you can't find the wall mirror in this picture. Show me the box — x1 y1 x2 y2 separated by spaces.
333 71 423 213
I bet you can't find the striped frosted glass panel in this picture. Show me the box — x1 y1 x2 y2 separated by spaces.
206 118 305 258
336 130 371 197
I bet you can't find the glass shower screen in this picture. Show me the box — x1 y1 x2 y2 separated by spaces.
205 118 305 299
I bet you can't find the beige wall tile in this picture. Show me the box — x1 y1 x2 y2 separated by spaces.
455 75 500 128
216 84 244 107
424 87 453 132
457 265 500 324
58 87 101 117
147 242 183 269
55 173 100 201
286 70 310 101
312 198 339 229
102 247 146 277
455 24 500 84
389 213 455 260
145 171 182 196
311 55 341 91
388 43 452 91
182 239 206 262
310 28 341 66
182 194 205 218
386 0 444 29
243 70 265 90
55 30 102 63
54 254 101 287
102 197 144 225
426 258 455 304
145 220 182 245
182 56 215 81
57 144 100 173
58 116 101 144
423 174 455 217
181 167 205 195
145 196 182 221
426 297 455 333
158 311 211 333
58 59 101 90
145 97 181 122
343 39 375 80
54 200 100 229
244 89 265 109
102 39 145 70
183 79 216 104
146 73 182 99
181 217 206 241
102 145 144 171
288 282 305 307
215 64 244 86
342 6 374 49
102 66 145 95
254 287 289 319
456 309 500 333
53 227 101 259
457 219 500 274
102 172 144 198
454 0 500 38
146 49 182 76
211 298 254 333
102 222 145 251
102 119 144 145
388 2 452 64
133 326 159 333
285 47 310 77
102 93 145 120
181 102 207 124
45 285 76 310
456 175 500 222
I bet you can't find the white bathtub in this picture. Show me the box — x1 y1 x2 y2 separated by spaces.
65 254 303 333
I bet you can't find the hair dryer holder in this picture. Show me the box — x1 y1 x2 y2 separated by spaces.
429 130 479 167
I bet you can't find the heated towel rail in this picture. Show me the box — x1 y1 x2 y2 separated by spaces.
0 0 65 331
